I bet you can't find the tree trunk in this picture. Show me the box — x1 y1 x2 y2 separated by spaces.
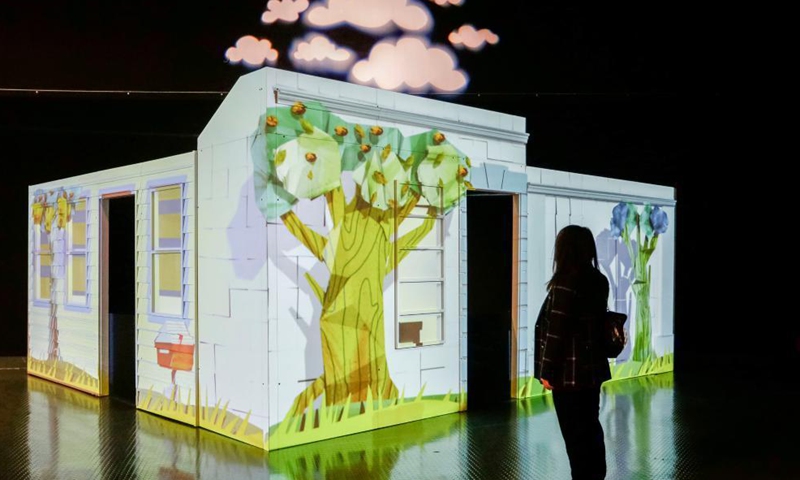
283 191 435 418
631 267 653 362
318 208 398 406
47 235 59 362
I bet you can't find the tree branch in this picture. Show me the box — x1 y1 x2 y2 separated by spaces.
280 211 328 263
305 272 325 304
395 191 421 227
346 184 363 214
390 207 437 270
325 186 345 229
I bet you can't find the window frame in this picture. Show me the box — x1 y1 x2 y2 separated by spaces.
394 181 446 349
65 196 89 306
150 184 184 317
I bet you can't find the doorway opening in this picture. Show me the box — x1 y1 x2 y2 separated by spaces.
466 190 517 409
103 195 136 404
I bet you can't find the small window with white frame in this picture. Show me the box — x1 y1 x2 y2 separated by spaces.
151 185 183 316
395 182 445 348
66 197 88 305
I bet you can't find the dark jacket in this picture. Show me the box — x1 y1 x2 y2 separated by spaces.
533 267 611 391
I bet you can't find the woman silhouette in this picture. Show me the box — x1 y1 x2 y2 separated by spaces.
534 225 611 480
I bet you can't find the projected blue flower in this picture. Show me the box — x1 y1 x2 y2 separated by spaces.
610 202 629 238
649 206 668 235
607 201 670 362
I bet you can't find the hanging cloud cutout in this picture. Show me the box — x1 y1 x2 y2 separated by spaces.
290 33 355 74
449 24 499 51
350 36 468 93
430 0 463 6
304 0 432 35
261 0 310 24
225 36 279 67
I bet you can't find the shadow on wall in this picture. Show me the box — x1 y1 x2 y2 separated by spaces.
227 177 326 386
596 228 634 361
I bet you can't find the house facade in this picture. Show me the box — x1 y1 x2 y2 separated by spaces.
27 67 675 450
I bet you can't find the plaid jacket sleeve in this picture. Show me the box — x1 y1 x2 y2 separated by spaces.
538 282 578 381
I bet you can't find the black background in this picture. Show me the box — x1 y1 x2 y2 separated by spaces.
1 4 789 376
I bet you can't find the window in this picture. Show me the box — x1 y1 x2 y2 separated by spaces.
33 222 53 301
395 183 445 348
66 198 88 305
152 185 183 316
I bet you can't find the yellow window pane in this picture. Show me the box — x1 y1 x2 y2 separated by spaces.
71 199 87 249
153 186 182 249
155 252 181 294
71 255 86 296
39 277 51 300
158 213 182 248
39 230 51 253
38 253 53 300
157 185 181 201
153 252 182 315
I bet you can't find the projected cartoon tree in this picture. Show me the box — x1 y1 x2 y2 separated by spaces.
252 101 472 418
31 189 76 361
609 203 669 362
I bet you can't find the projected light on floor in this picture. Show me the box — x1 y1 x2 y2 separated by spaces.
226 0 498 93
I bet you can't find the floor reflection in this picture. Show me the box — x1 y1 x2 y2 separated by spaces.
602 372 675 480
8 357 779 479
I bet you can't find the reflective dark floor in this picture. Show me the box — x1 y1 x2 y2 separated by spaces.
1 356 799 480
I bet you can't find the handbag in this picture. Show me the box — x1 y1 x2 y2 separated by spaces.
603 309 628 358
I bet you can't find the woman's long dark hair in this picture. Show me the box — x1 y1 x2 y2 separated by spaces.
546 225 600 290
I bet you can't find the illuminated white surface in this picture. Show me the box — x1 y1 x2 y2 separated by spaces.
225 36 279 67
449 24 499 51
261 0 310 24
350 36 467 92
305 0 433 34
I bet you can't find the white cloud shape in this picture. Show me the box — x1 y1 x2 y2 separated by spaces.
350 36 468 93
430 0 463 6
290 34 355 73
225 36 279 67
261 0 309 24
449 25 499 51
305 0 432 35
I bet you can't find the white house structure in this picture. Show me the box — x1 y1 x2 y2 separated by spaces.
27 67 675 451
